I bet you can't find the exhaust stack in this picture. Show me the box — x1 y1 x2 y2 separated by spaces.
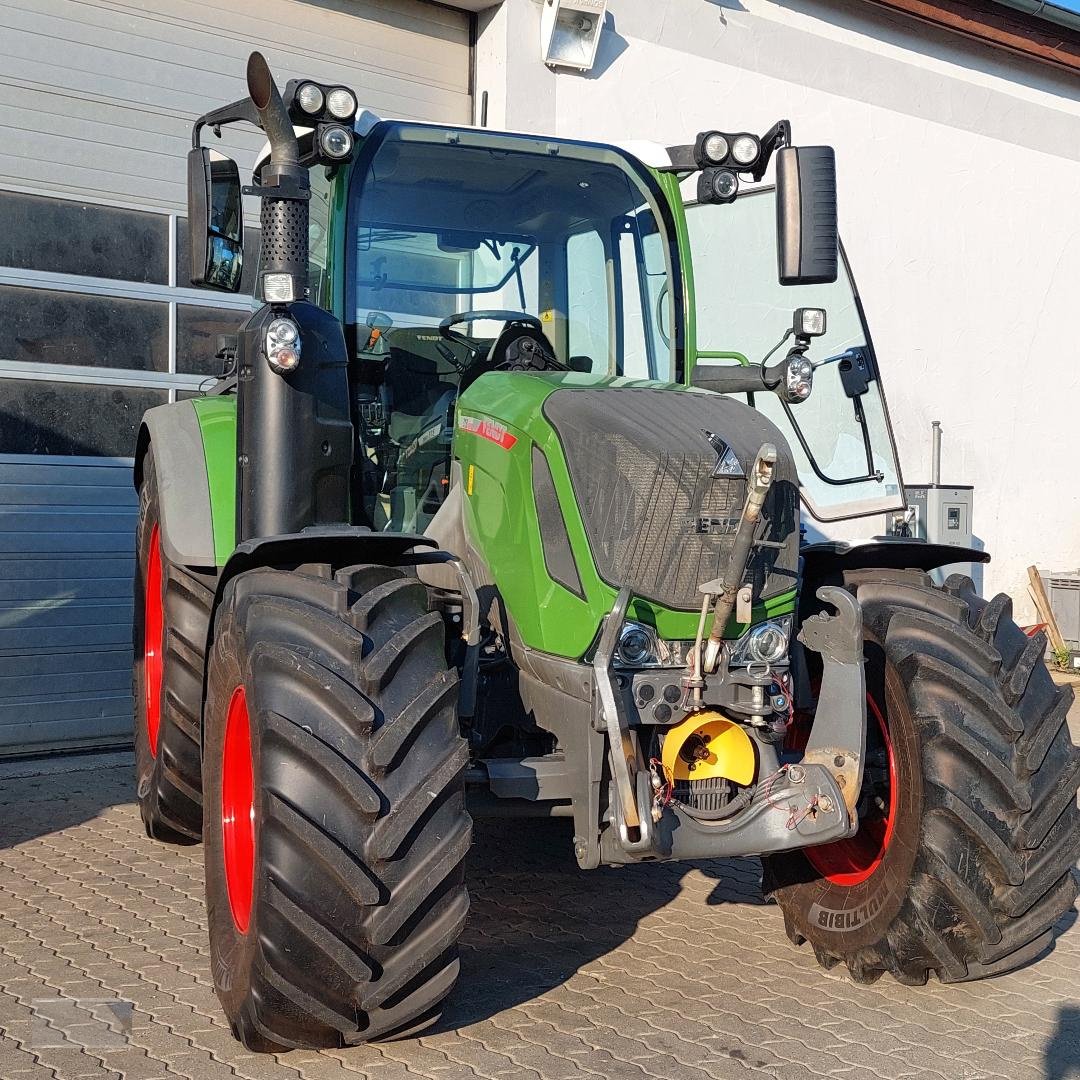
246 52 309 303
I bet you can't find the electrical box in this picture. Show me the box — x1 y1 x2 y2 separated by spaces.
1048 571 1080 649
895 484 975 585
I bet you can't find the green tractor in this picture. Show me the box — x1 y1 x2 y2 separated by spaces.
133 52 1079 1050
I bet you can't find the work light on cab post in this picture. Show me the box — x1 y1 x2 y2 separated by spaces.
283 78 359 165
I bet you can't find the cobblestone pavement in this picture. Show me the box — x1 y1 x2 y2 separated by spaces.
1 707 1077 1080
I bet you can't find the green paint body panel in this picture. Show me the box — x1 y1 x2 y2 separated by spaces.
455 371 795 659
191 396 237 566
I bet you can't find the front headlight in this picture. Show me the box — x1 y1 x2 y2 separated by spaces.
616 623 658 668
266 318 301 374
729 616 792 666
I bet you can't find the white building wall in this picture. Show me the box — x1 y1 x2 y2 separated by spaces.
477 0 1080 620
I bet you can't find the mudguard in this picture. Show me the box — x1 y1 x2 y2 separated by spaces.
134 401 217 567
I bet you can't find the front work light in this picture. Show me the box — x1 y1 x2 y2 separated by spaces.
699 131 729 166
296 82 324 115
326 87 358 120
794 307 827 338
698 167 739 204
283 77 360 128
319 125 354 160
730 134 760 166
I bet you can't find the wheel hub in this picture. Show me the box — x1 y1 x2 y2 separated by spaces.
221 686 256 932
143 524 165 757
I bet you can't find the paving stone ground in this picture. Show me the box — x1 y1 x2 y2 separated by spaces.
1 704 1077 1080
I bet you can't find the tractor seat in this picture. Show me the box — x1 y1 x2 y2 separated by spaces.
383 327 466 445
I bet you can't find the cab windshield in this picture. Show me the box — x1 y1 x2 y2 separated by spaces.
347 124 676 379
685 187 905 522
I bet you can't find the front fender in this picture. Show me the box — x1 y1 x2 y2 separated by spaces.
801 538 988 588
135 402 217 567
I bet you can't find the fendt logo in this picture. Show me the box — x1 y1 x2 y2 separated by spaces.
701 429 744 479
696 515 740 536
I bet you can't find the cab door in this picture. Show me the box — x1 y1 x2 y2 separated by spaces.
683 189 905 523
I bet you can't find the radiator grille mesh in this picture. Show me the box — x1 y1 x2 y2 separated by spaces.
543 387 799 611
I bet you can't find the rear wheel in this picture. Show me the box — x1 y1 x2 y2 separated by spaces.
765 569 1080 984
203 563 470 1051
133 448 211 843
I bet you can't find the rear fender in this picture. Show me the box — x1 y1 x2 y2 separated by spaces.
134 402 217 567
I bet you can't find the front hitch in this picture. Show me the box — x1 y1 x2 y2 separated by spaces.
797 586 867 823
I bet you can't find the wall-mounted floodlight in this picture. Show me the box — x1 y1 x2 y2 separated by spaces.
541 0 607 72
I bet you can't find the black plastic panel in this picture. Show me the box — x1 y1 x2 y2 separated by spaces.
532 446 584 599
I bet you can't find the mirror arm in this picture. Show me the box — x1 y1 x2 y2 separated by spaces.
691 364 766 395
191 97 263 149
751 119 791 183
778 396 884 487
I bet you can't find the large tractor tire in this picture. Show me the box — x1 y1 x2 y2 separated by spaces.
765 568 1080 985
133 446 211 843
202 563 471 1051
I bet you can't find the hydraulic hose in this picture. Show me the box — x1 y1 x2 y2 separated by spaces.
702 444 777 673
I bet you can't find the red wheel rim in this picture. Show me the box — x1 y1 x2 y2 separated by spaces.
143 524 165 757
221 686 256 933
805 693 898 887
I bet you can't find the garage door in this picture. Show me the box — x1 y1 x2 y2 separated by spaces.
0 0 473 755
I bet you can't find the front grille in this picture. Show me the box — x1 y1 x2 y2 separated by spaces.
577 431 746 610
543 387 798 611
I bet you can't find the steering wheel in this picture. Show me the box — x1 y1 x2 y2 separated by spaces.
438 309 543 350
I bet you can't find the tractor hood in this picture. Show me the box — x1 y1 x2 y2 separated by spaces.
451 372 800 658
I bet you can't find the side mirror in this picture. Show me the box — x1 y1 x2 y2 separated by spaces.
775 146 838 286
187 148 244 291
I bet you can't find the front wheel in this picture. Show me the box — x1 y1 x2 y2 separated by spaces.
764 568 1080 984
203 563 471 1050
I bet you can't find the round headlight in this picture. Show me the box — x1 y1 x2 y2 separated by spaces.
267 318 299 346
702 132 729 165
326 87 357 120
617 624 655 667
711 169 739 202
296 82 324 115
731 134 760 166
747 622 788 664
319 125 354 160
